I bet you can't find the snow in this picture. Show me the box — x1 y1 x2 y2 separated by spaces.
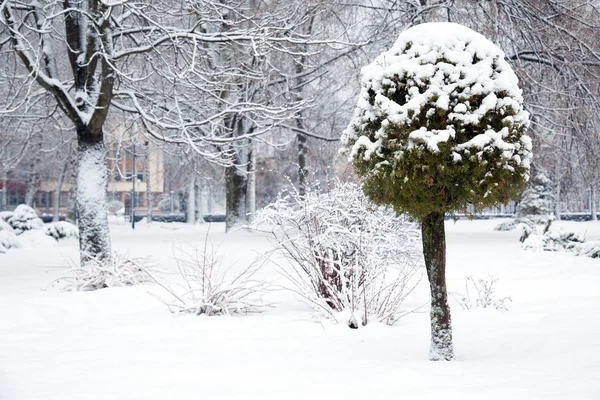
1 219 599 399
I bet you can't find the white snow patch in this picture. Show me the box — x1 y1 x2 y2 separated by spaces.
0 220 599 399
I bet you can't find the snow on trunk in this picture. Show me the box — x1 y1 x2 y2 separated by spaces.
422 212 454 361
76 134 111 266
187 175 196 224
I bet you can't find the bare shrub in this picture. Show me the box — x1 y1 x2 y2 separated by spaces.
153 236 272 316
51 252 155 291
451 275 512 311
254 180 423 327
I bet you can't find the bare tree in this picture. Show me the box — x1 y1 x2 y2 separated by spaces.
1 0 351 262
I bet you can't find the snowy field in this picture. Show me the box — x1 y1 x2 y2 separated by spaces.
1 218 599 400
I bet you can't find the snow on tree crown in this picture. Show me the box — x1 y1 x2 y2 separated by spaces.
340 22 532 219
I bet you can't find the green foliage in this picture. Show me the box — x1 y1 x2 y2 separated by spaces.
341 23 532 221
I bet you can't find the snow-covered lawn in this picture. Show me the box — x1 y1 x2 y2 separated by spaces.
1 219 599 399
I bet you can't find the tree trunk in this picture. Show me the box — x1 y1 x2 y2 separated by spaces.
187 174 196 224
225 118 249 232
246 140 256 221
24 171 39 207
145 145 152 224
53 158 69 222
194 177 204 224
554 179 561 221
225 161 247 231
1 170 7 211
76 131 111 266
66 152 78 223
206 185 213 215
421 211 454 361
592 186 597 221
297 126 308 197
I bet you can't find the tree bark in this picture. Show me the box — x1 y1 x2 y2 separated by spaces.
246 139 256 221
297 124 308 198
187 174 196 224
76 130 111 266
25 137 43 207
194 177 204 224
225 118 249 232
421 211 454 361
66 152 78 223
591 186 597 222
145 144 152 224
1 170 7 211
554 179 561 221
225 160 247 231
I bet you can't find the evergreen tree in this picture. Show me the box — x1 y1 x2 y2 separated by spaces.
517 170 554 218
341 23 532 361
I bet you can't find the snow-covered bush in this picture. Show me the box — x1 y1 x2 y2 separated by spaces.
107 200 125 216
44 221 79 240
521 225 600 258
521 227 582 251
577 242 600 259
451 275 511 311
0 218 20 253
156 241 271 316
494 220 517 231
5 205 44 234
158 194 179 213
495 171 555 233
0 211 13 223
254 180 423 327
516 170 554 219
52 252 155 291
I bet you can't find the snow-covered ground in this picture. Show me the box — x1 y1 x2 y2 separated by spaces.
1 219 599 400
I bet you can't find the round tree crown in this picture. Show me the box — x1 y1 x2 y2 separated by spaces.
340 22 532 220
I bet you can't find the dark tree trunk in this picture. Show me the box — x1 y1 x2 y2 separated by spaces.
225 117 249 232
1 170 8 211
145 144 152 224
225 156 247 231
76 128 111 266
186 173 196 224
421 211 454 361
66 152 78 223
297 124 308 197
